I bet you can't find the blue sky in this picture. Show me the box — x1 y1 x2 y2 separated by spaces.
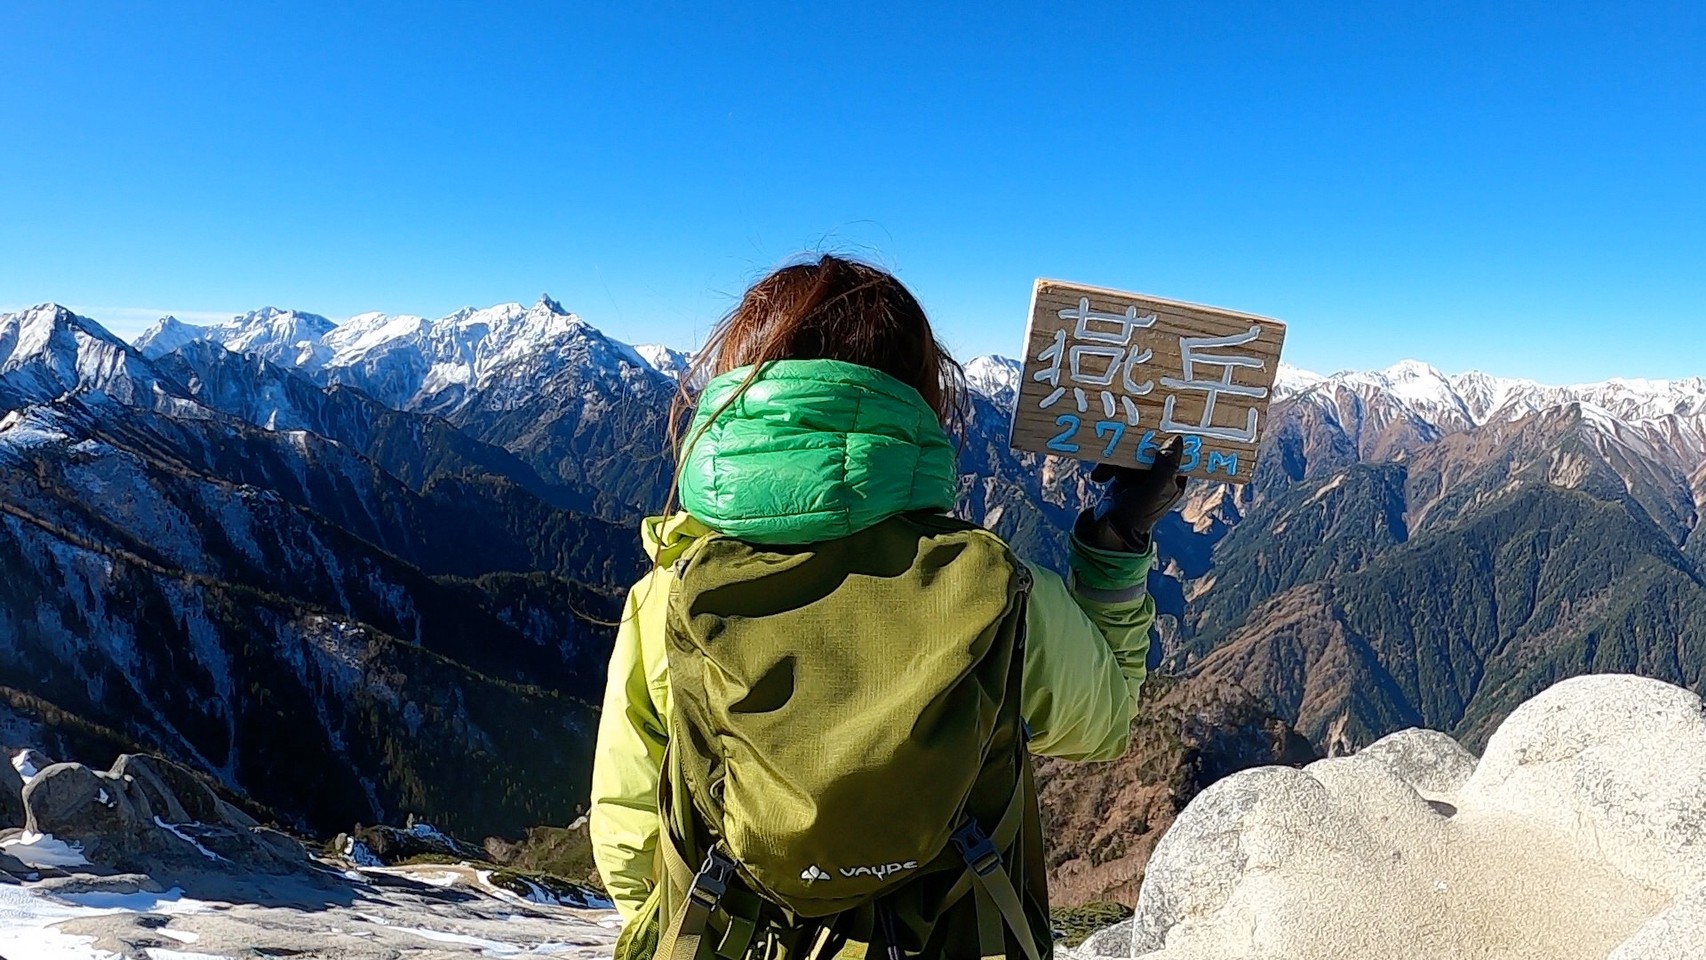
2 1 1702 382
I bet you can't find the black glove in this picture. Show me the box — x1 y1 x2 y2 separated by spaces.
1073 436 1189 553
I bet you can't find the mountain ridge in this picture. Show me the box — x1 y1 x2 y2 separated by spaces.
111 299 1706 444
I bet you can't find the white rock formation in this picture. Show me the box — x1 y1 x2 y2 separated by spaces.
1101 674 1706 960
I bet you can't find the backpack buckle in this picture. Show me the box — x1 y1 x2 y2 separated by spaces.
952 822 1002 877
690 845 737 910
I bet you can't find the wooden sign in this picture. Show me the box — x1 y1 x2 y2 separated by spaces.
1010 279 1287 484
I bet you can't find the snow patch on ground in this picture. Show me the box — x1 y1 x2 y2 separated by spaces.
0 926 120 960
2 833 91 869
1301 473 1347 506
0 886 208 960
0 875 617 959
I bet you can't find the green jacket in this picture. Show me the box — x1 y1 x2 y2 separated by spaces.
589 360 1156 920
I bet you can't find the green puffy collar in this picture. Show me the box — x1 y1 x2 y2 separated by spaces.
675 359 957 544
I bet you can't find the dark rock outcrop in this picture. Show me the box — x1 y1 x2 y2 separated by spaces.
0 846 30 879
337 817 492 867
20 753 310 876
22 763 139 852
110 754 258 829
1 747 24 827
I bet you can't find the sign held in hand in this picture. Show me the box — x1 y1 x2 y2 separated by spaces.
1010 280 1287 484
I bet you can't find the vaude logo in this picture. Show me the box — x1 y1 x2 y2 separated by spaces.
839 861 920 880
801 860 920 884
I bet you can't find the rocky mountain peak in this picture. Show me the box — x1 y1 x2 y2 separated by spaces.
319 310 431 356
3 303 127 356
1274 362 1327 396
220 307 335 367
965 355 1021 401
635 344 693 380
1 304 168 408
1036 673 1318 907
135 314 207 359
1383 358 1447 380
135 306 335 370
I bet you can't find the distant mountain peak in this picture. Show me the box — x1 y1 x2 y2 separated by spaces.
4 303 132 353
135 307 335 368
965 355 1021 399
1276 362 1326 390
634 344 693 380
9 301 85 328
1383 359 1448 381
136 315 208 358
232 306 335 334
535 293 567 316
1 303 173 407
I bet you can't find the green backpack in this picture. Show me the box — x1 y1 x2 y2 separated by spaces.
613 511 1052 960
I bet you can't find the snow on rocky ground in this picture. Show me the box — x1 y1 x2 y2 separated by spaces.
1 749 619 959
1 884 212 960
3 832 91 869
0 866 620 959
1071 674 1706 960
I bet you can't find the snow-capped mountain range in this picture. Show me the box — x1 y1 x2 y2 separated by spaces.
119 298 1706 444
6 296 1702 519
961 351 1706 436
136 296 659 417
113 297 1706 542
1279 358 1706 428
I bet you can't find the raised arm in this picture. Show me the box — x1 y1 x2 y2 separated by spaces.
1018 439 1187 762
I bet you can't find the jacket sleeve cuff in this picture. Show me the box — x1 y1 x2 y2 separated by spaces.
1068 530 1157 596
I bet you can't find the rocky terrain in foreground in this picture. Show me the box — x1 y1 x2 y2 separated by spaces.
1071 674 1706 960
9 674 1705 959
1 750 616 958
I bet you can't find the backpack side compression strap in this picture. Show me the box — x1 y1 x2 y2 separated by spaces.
657 842 735 960
962 840 1042 960
949 775 1045 960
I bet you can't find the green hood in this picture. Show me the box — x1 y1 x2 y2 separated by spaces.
676 359 958 544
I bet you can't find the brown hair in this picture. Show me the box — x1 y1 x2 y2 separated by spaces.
671 255 966 457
